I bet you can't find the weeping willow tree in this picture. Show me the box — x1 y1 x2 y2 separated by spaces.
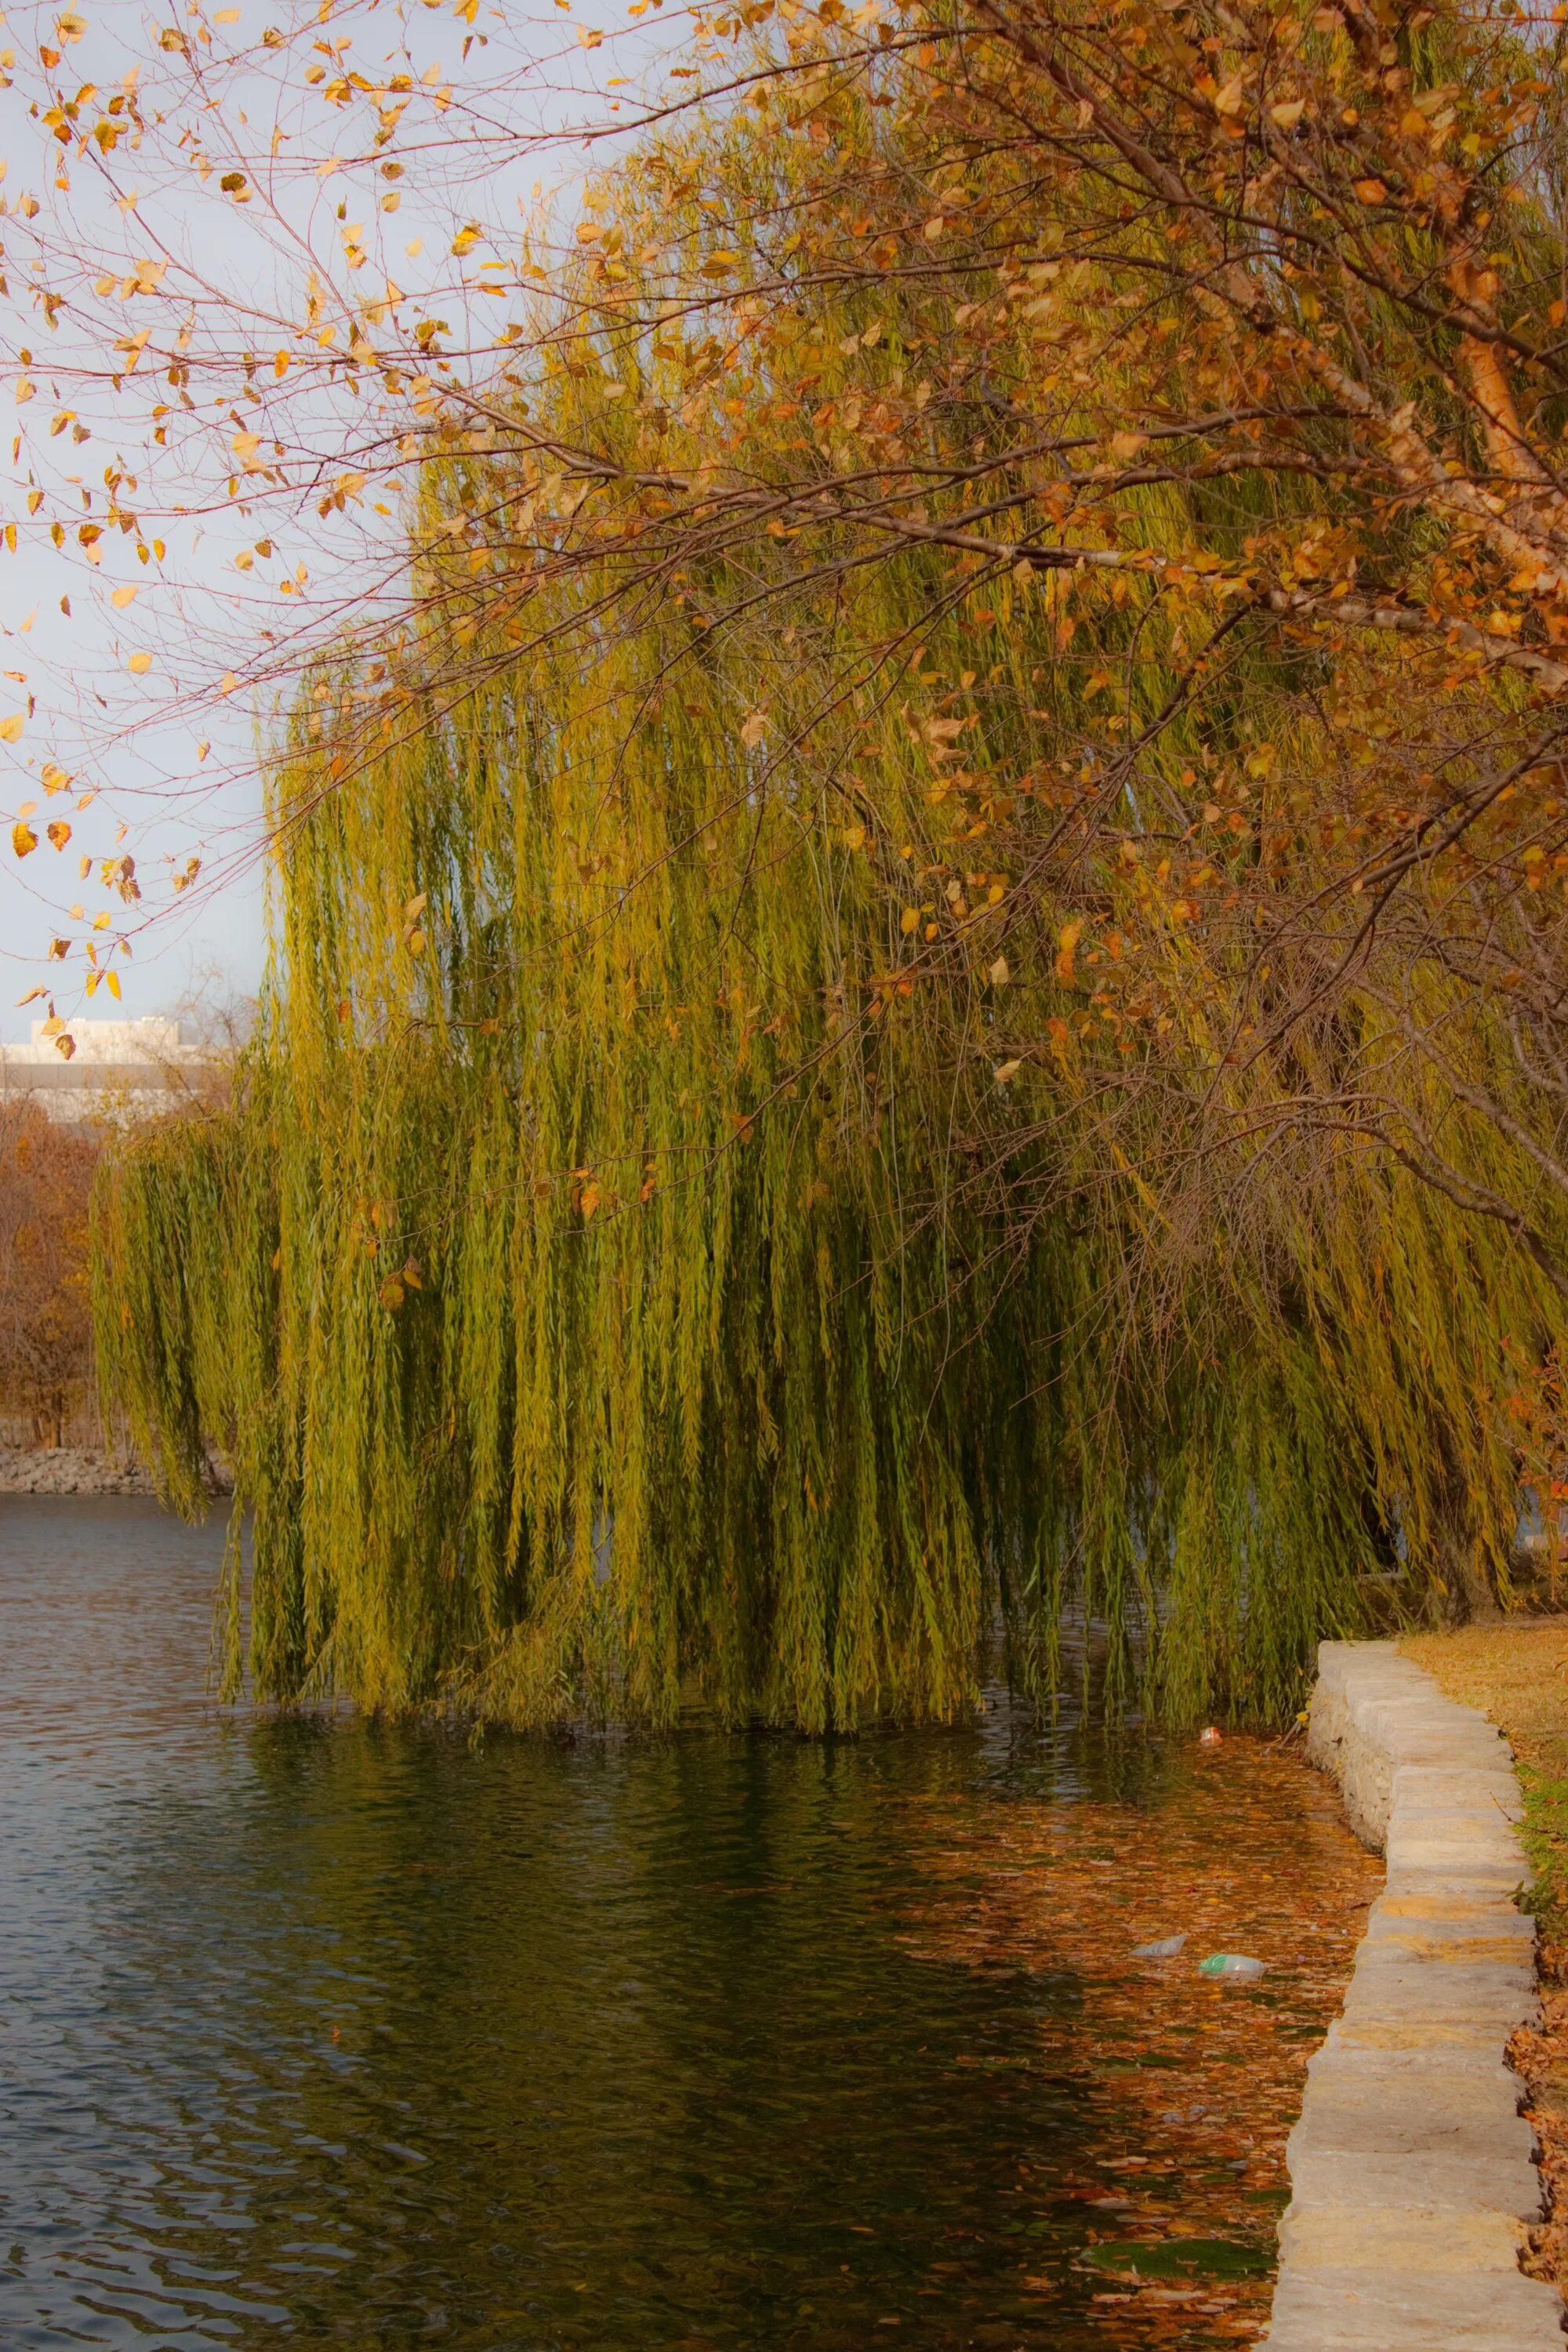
90 607 1387 1728
93 17 1568 1728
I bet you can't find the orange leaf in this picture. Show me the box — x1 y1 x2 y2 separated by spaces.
1054 918 1083 983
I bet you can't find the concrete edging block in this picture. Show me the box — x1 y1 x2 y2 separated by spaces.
1259 1639 1566 2350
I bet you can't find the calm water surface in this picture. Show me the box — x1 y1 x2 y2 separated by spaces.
0 1499 1377 2350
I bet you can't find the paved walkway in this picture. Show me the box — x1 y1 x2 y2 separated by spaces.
1263 1639 1564 2350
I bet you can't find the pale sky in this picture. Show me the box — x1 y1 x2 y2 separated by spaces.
0 0 688 1038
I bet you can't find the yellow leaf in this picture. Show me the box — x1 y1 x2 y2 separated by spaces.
740 710 768 748
993 1058 1022 1085
900 907 920 935
1109 430 1148 463
11 822 35 856
1270 99 1305 127
988 956 1009 986
127 651 152 673
55 1031 75 1061
105 969 122 999
0 713 23 742
110 585 137 608
1054 917 1082 983
46 819 70 850
93 911 111 930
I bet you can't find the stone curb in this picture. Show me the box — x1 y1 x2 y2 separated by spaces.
1261 1639 1565 2351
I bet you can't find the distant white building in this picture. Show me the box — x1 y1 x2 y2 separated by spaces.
0 1017 216 1127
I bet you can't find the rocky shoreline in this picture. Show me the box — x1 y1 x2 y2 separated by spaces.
0 1445 233 1497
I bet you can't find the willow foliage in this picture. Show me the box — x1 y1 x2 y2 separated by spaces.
93 54 1568 1729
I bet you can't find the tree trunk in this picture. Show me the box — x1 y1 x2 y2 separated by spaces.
1435 1472 1502 1625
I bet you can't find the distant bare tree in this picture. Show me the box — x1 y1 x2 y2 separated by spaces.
0 1103 100 1449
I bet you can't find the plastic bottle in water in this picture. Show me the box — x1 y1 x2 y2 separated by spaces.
1198 1953 1266 1981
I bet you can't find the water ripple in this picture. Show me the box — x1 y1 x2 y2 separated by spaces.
0 1497 1376 2350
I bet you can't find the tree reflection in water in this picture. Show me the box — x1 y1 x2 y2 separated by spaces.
0 1498 1377 2350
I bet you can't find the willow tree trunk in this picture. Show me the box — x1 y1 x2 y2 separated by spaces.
1436 1465 1502 1625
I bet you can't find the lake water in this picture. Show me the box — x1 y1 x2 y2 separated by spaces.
0 1497 1381 2350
